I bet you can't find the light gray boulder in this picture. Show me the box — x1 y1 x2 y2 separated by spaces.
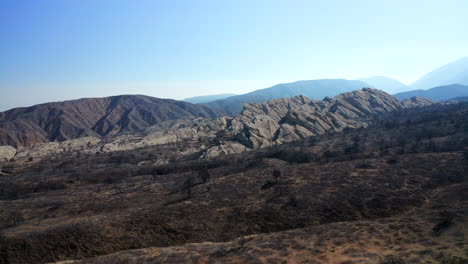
0 146 16 162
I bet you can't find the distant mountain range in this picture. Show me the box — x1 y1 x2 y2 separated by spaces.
0 95 226 148
394 84 468 101
203 79 370 113
190 57 468 113
359 76 409 93
183 93 236 104
410 57 468 90
2 57 468 148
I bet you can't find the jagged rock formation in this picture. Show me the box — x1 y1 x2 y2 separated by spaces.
200 142 248 158
0 95 227 148
401 97 434 108
0 89 434 162
207 88 410 153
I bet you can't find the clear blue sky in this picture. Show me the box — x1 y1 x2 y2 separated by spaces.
1 0 467 111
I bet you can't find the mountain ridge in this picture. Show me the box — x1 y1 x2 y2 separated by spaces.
0 89 434 161
0 94 227 148
204 88 429 156
1 94 465 264
183 93 237 104
410 57 468 90
359 76 409 93
394 84 468 101
203 79 372 114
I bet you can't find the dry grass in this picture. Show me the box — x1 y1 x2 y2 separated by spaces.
0 102 467 264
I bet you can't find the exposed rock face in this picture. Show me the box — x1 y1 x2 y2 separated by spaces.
0 146 16 162
14 137 102 160
201 88 435 156
4 89 434 161
200 142 248 158
0 95 227 148
100 118 228 153
401 97 434 108
221 88 404 150
13 118 229 160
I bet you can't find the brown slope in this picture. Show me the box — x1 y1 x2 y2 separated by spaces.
0 95 226 148
0 100 466 263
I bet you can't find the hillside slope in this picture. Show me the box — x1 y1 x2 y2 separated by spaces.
0 95 226 148
0 89 433 162
0 101 466 264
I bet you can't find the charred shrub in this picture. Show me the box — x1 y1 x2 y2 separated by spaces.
379 255 405 264
355 163 374 169
386 157 398 164
323 150 339 163
432 211 455 234
266 148 312 164
0 212 25 229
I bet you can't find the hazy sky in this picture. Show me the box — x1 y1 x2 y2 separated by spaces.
1 0 467 111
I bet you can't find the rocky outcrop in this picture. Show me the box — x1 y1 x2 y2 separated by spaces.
202 88 433 156
401 97 434 108
11 118 229 160
226 88 403 149
0 146 16 162
14 137 101 160
200 142 248 159
6 89 434 161
100 118 228 152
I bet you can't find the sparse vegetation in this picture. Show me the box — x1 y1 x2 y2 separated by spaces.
0 102 466 263
432 211 456 234
379 255 405 264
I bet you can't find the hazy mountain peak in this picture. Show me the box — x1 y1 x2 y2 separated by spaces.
204 79 371 114
410 57 468 90
359 76 409 93
183 93 237 104
394 84 468 101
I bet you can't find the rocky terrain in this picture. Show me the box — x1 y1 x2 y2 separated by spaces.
215 88 424 151
0 98 466 264
0 89 435 162
0 95 227 148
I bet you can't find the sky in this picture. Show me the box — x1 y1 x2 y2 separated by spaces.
1 0 467 111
